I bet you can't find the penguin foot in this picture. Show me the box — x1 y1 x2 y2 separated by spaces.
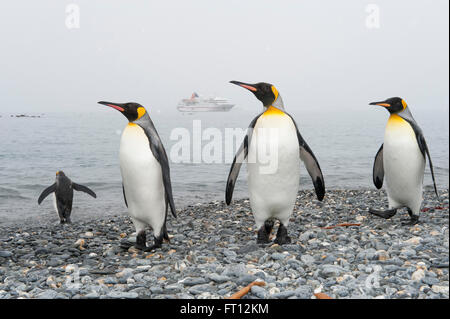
257 220 275 244
144 236 163 252
264 219 274 234
135 231 148 251
143 244 160 252
402 215 419 226
257 227 271 244
274 224 291 245
368 208 397 219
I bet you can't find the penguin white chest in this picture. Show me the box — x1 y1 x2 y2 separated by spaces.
119 124 166 227
383 114 425 207
247 110 301 226
52 193 58 215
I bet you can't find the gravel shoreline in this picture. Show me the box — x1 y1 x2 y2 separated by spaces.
0 189 448 299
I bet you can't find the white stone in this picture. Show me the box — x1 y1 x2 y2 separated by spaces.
404 237 422 245
431 285 449 294
411 269 425 281
269 287 280 295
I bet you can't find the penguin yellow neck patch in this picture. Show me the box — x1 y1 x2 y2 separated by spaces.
137 107 146 120
263 105 285 117
387 114 415 137
387 114 407 126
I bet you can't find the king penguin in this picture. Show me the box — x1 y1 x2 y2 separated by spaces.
99 101 176 251
226 81 325 244
369 97 439 225
38 171 96 224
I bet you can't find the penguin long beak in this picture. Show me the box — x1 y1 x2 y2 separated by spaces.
369 101 391 107
230 81 258 92
98 101 125 112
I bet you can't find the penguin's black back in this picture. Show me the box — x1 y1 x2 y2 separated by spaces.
55 175 74 203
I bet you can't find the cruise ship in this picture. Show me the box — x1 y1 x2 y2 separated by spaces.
177 92 235 113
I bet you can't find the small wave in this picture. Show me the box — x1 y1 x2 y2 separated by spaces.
0 186 22 195
19 184 49 190
0 186 32 200
0 194 30 200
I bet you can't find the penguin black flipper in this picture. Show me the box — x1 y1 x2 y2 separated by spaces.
400 116 439 200
417 134 439 199
226 113 262 205
37 183 56 204
137 116 177 218
122 184 128 207
72 182 97 198
225 137 247 205
373 144 384 189
286 114 325 201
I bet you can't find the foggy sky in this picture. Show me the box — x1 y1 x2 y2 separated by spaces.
0 0 448 114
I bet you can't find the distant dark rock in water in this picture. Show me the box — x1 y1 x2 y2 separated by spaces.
10 114 42 118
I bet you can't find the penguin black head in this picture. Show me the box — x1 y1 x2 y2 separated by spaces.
370 97 408 114
56 171 66 177
98 101 147 122
230 81 281 108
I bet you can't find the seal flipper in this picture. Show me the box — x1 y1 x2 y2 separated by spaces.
72 183 97 198
38 183 56 204
373 144 384 189
368 207 397 219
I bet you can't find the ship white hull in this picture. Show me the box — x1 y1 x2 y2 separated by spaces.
177 95 235 113
177 104 234 112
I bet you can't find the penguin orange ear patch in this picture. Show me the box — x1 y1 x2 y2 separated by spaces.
137 107 146 119
401 100 407 109
271 86 279 100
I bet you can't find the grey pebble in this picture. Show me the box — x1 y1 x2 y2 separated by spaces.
208 273 231 283
0 251 13 258
0 189 447 300
250 285 267 299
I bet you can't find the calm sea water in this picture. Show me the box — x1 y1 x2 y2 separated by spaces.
0 107 448 224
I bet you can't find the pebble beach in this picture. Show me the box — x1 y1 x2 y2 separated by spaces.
0 189 448 299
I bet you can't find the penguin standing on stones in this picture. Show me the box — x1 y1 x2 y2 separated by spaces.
226 81 325 244
99 101 176 251
369 97 439 225
38 171 96 224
